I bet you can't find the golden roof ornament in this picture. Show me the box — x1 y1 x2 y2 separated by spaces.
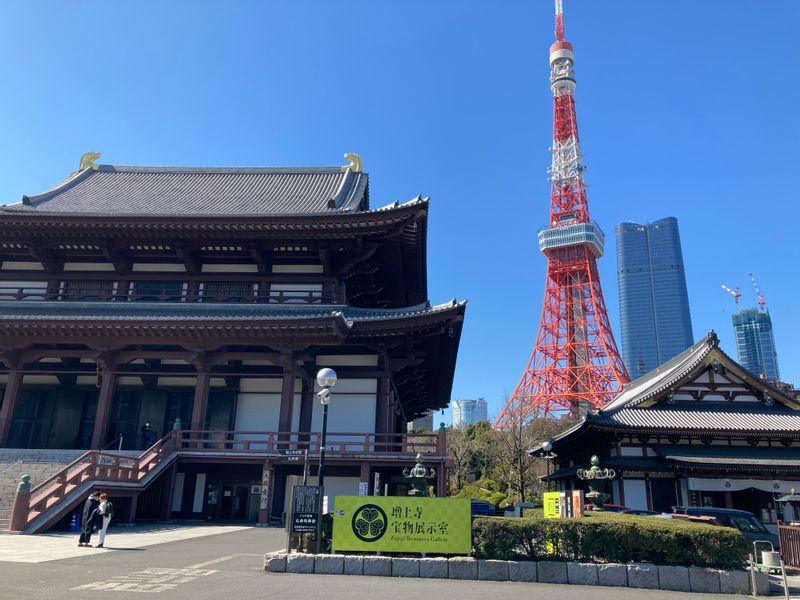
340 153 362 173
79 151 101 171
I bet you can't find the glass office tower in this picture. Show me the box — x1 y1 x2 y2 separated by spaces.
616 217 694 378
451 398 488 428
732 308 780 380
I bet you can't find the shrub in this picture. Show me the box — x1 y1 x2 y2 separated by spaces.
472 512 747 569
455 484 507 508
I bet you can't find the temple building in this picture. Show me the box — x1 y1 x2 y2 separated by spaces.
536 332 800 524
0 153 465 531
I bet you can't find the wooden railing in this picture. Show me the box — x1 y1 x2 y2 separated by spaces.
176 430 446 456
24 432 178 527
14 428 446 531
778 522 800 568
0 284 336 305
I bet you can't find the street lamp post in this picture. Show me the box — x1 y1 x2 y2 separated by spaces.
539 440 557 491
315 368 337 554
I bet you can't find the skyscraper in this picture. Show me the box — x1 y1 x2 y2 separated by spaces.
451 398 488 429
616 217 694 378
732 308 780 380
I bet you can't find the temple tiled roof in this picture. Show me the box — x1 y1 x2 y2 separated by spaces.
0 299 464 327
1 165 369 216
590 402 800 434
531 331 800 453
601 333 717 412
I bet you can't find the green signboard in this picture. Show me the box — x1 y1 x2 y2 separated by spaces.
332 496 471 554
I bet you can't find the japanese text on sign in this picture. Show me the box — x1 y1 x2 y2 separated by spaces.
332 496 470 554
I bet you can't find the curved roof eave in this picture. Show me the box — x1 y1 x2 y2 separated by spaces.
0 196 426 223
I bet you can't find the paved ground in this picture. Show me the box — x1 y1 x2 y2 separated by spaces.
0 524 796 599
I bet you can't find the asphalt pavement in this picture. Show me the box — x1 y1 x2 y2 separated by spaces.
0 524 795 599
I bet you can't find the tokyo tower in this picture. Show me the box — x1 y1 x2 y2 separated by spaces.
495 0 629 428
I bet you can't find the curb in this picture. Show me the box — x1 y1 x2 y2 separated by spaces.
264 552 769 595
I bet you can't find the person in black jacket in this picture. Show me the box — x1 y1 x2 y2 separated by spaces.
78 492 101 547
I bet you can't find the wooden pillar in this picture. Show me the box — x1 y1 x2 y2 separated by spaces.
127 494 139 525
437 425 448 456
190 371 211 432
436 461 447 498
159 464 178 521
375 377 391 435
257 462 273 526
278 353 295 442
298 375 313 433
91 367 117 450
0 368 22 447
360 462 370 495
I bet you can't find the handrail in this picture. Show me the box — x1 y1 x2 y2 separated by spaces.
16 428 446 531
0 284 336 304
0 459 23 476
176 430 443 455
99 434 124 452
24 430 179 528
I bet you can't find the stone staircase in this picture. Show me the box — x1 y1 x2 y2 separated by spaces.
0 450 93 530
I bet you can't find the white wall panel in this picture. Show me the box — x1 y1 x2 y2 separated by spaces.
172 473 185 512
234 394 281 433
193 474 206 513
623 479 648 510
310 379 377 441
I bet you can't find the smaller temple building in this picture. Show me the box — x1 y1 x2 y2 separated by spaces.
539 332 800 524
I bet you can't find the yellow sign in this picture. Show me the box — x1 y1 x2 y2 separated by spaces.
332 496 471 554
543 491 562 519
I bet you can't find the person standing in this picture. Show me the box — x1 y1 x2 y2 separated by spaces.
96 493 114 548
141 422 153 449
78 492 100 547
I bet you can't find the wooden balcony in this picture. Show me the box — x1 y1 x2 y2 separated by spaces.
0 284 338 304
176 429 446 457
14 429 447 533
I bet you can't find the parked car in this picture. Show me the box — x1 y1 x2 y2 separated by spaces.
623 509 662 516
672 506 779 547
470 500 501 517
670 513 720 525
584 503 630 513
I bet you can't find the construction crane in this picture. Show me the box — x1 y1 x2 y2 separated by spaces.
720 284 741 312
748 272 766 311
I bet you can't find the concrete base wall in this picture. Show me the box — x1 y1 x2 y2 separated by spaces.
264 553 762 595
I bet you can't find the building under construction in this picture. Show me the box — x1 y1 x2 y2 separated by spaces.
722 275 781 382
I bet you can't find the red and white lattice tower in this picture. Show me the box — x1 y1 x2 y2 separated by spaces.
495 0 630 428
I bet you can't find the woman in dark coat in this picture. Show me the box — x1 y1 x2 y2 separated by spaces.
78 492 101 547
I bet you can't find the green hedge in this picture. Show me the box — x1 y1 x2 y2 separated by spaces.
472 512 747 569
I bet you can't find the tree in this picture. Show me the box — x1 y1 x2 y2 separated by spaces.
493 412 574 504
446 420 497 493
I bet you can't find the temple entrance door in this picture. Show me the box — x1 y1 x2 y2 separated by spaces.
650 478 678 513
730 488 762 515
219 484 249 520
9 390 55 448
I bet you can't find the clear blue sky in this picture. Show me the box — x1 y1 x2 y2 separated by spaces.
1 1 798 421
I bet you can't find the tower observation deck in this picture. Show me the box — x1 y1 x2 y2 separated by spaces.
495 0 629 428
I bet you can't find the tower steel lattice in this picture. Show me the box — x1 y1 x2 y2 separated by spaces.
495 0 630 428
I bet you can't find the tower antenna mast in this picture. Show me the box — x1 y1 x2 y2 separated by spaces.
555 0 565 41
495 0 629 428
